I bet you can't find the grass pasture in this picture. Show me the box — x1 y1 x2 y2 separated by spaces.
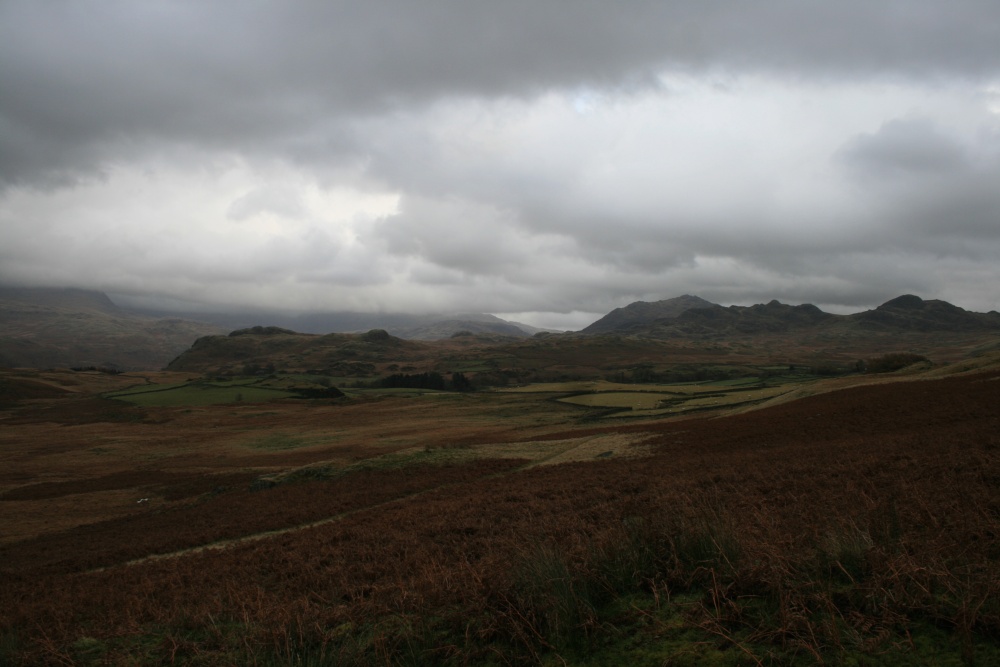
513 378 799 418
558 391 678 411
105 380 297 406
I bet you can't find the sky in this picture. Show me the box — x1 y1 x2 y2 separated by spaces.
1 1 999 330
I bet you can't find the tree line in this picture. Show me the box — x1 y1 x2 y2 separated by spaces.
379 371 474 391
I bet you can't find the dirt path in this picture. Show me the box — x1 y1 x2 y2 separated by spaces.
92 432 657 572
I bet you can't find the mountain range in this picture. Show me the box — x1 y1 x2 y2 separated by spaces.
595 294 1000 338
2 286 999 371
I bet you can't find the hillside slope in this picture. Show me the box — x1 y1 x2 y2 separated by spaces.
615 294 1000 339
581 294 717 334
0 287 224 370
165 327 437 376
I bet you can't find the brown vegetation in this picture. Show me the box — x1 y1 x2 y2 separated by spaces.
1 367 999 664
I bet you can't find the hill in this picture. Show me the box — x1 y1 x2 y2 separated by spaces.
606 294 1000 339
163 303 1000 389
849 294 1000 332
580 294 718 334
7 287 999 379
0 286 225 370
666 299 835 335
166 328 436 376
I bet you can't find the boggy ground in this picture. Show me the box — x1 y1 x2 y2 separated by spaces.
1 367 1000 664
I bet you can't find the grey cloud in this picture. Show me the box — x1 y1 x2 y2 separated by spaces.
836 119 1000 250
837 118 969 177
3 1 1000 187
374 195 531 276
3 1 1000 319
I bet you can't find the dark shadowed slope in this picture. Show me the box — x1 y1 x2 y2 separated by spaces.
580 294 718 334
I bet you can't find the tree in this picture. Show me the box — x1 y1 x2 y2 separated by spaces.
451 372 473 392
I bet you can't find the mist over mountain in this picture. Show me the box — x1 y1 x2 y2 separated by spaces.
3 284 999 372
0 287 550 369
125 306 546 340
0 286 225 370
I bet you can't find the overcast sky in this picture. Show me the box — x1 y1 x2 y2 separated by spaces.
1 1 999 329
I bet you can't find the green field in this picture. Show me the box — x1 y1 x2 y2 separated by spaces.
105 373 803 414
106 382 297 406
556 384 792 416
508 378 798 418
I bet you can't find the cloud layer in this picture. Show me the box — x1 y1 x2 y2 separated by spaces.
2 1 999 327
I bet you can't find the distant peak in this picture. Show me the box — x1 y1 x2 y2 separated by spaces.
878 295 925 310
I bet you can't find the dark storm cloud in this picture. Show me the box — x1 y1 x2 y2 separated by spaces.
2 1 999 187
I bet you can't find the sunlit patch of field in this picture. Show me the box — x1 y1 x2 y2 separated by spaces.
658 384 793 410
550 382 795 417
559 391 678 409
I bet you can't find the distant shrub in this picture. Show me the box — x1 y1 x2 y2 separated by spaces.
865 353 930 374
809 364 849 377
380 372 446 390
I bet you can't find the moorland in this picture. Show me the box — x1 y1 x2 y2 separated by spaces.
2 292 1000 665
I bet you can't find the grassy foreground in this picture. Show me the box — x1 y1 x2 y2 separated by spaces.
1 369 999 664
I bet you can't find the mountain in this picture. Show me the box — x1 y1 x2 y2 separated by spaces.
664 300 837 336
6 286 998 375
849 294 1000 332
580 295 718 334
159 293 1000 383
167 327 434 376
586 294 1000 339
0 286 120 313
0 287 225 370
